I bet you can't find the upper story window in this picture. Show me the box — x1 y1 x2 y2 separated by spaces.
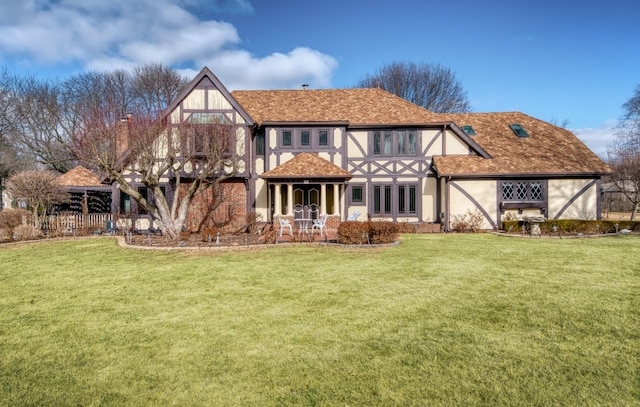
319 130 328 146
189 112 232 124
372 129 418 156
255 134 265 156
278 129 332 149
282 130 292 146
189 123 234 157
300 130 310 147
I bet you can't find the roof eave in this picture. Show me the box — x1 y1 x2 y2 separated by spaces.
259 120 350 127
436 171 612 179
260 174 353 180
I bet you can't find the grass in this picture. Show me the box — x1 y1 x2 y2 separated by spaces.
0 234 638 406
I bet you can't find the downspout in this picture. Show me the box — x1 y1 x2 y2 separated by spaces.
444 176 451 232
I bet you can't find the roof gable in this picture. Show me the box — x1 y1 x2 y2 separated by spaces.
163 67 254 126
261 153 352 179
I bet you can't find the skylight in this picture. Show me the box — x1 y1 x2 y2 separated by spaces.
461 125 476 136
509 124 529 137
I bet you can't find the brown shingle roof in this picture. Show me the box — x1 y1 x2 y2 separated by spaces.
57 166 103 187
261 153 352 179
232 88 440 125
231 86 609 177
434 112 611 176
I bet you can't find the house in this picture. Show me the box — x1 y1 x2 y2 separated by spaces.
115 67 611 232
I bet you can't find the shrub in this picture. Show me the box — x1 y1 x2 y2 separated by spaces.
451 209 484 233
200 226 219 242
368 221 399 244
262 224 276 244
245 212 262 234
0 209 33 230
337 221 370 244
0 209 34 240
12 224 42 241
337 221 399 245
502 219 640 235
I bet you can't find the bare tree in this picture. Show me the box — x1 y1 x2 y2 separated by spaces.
0 68 33 179
357 61 471 113
6 75 75 172
607 84 640 220
131 63 189 117
5 170 69 225
71 64 238 239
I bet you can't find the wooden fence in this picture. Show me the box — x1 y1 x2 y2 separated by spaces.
40 213 114 233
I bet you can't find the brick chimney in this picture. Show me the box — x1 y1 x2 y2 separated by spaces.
116 114 131 157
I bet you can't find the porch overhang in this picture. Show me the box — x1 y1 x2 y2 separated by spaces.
259 152 352 181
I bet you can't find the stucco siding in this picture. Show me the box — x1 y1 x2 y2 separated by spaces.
448 180 497 229
254 178 269 220
268 128 277 149
424 130 442 156
444 131 470 155
207 90 233 110
548 179 599 219
183 89 205 110
422 177 437 222
348 130 368 159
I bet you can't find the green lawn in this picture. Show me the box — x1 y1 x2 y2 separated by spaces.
1 234 638 406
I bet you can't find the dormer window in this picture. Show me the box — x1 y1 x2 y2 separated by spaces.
510 124 529 137
461 125 476 136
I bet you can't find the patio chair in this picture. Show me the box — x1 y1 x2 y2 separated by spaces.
347 210 361 221
308 204 319 220
293 204 304 220
276 215 293 237
311 213 328 237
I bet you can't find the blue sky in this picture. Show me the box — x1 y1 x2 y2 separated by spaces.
1 0 638 156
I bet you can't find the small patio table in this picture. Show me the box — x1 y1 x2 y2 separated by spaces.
295 218 313 235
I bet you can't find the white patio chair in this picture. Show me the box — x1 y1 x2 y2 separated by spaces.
347 210 361 221
308 204 319 220
276 215 293 237
311 213 328 237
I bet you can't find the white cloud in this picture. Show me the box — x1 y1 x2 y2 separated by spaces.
198 47 338 90
0 0 337 88
571 119 618 157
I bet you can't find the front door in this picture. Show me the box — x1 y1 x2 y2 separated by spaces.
294 185 320 219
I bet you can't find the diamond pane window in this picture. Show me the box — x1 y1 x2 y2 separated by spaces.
516 182 528 200
531 182 542 200
502 182 514 200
